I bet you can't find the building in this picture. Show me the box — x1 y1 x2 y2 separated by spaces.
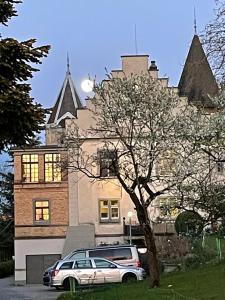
13 34 218 284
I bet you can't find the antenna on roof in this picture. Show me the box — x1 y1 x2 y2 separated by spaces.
194 6 197 35
67 52 71 74
134 24 138 55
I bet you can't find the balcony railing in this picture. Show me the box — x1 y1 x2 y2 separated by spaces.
123 222 175 236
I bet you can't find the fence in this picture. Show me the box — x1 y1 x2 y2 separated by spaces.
0 247 13 262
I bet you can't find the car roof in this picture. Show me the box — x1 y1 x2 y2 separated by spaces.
58 257 117 265
69 244 136 253
61 257 113 262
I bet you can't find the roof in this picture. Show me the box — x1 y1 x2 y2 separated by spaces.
47 67 83 127
178 35 218 107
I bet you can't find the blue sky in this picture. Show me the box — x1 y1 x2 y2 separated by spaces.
1 0 216 109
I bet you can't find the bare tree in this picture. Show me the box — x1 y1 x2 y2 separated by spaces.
203 0 225 82
62 74 209 287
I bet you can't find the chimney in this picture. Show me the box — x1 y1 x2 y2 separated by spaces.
149 60 159 79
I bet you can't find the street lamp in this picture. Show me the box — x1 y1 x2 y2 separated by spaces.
127 211 133 245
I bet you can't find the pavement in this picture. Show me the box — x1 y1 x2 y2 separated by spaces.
0 276 64 300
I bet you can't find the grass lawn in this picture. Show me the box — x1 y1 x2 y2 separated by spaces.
57 261 225 300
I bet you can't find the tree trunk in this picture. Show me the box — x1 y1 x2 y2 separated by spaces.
136 204 160 288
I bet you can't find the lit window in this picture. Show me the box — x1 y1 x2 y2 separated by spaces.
159 198 179 220
157 150 176 176
99 150 117 178
99 200 119 223
45 154 61 182
22 154 38 182
35 201 49 222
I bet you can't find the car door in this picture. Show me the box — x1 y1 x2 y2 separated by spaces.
74 259 101 285
93 258 121 283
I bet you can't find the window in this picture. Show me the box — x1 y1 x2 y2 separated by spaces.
60 262 73 270
74 259 92 269
157 150 176 176
159 197 179 220
69 252 86 260
22 154 38 182
216 161 224 174
94 259 115 268
99 150 117 177
34 200 49 222
45 154 61 182
90 248 131 261
99 200 119 223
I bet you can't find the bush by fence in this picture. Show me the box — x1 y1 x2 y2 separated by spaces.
0 260 14 278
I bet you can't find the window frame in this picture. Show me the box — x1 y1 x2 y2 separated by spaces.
157 150 176 177
33 199 50 224
216 161 224 174
159 197 179 221
22 154 39 183
99 199 120 223
74 259 93 269
44 153 61 182
99 150 117 178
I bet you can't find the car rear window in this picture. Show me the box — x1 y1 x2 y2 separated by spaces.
89 248 132 261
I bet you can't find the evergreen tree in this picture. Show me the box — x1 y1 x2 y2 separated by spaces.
0 0 50 151
0 171 14 251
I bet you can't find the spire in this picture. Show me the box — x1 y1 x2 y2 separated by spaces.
67 52 70 75
47 63 83 127
134 24 138 55
194 7 197 35
178 35 218 107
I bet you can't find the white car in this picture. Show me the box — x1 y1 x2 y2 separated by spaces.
48 257 146 290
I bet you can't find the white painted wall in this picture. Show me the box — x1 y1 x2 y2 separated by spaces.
14 238 65 283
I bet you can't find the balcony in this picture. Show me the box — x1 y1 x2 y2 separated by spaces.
123 221 175 237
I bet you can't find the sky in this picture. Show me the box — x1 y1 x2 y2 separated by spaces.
1 0 217 110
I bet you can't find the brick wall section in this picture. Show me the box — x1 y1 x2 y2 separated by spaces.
14 183 69 238
38 154 45 183
14 154 22 183
15 226 67 237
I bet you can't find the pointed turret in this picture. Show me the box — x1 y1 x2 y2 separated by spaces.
178 35 218 107
47 63 82 127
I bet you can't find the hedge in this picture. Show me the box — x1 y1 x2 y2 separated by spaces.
0 260 14 278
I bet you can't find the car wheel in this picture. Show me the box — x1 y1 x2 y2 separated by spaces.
122 273 137 283
63 277 77 291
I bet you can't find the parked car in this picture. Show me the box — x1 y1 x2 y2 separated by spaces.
45 257 146 290
63 244 141 267
43 244 140 288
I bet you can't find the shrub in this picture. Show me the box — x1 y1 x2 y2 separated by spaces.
175 211 204 236
0 260 14 278
183 239 216 270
